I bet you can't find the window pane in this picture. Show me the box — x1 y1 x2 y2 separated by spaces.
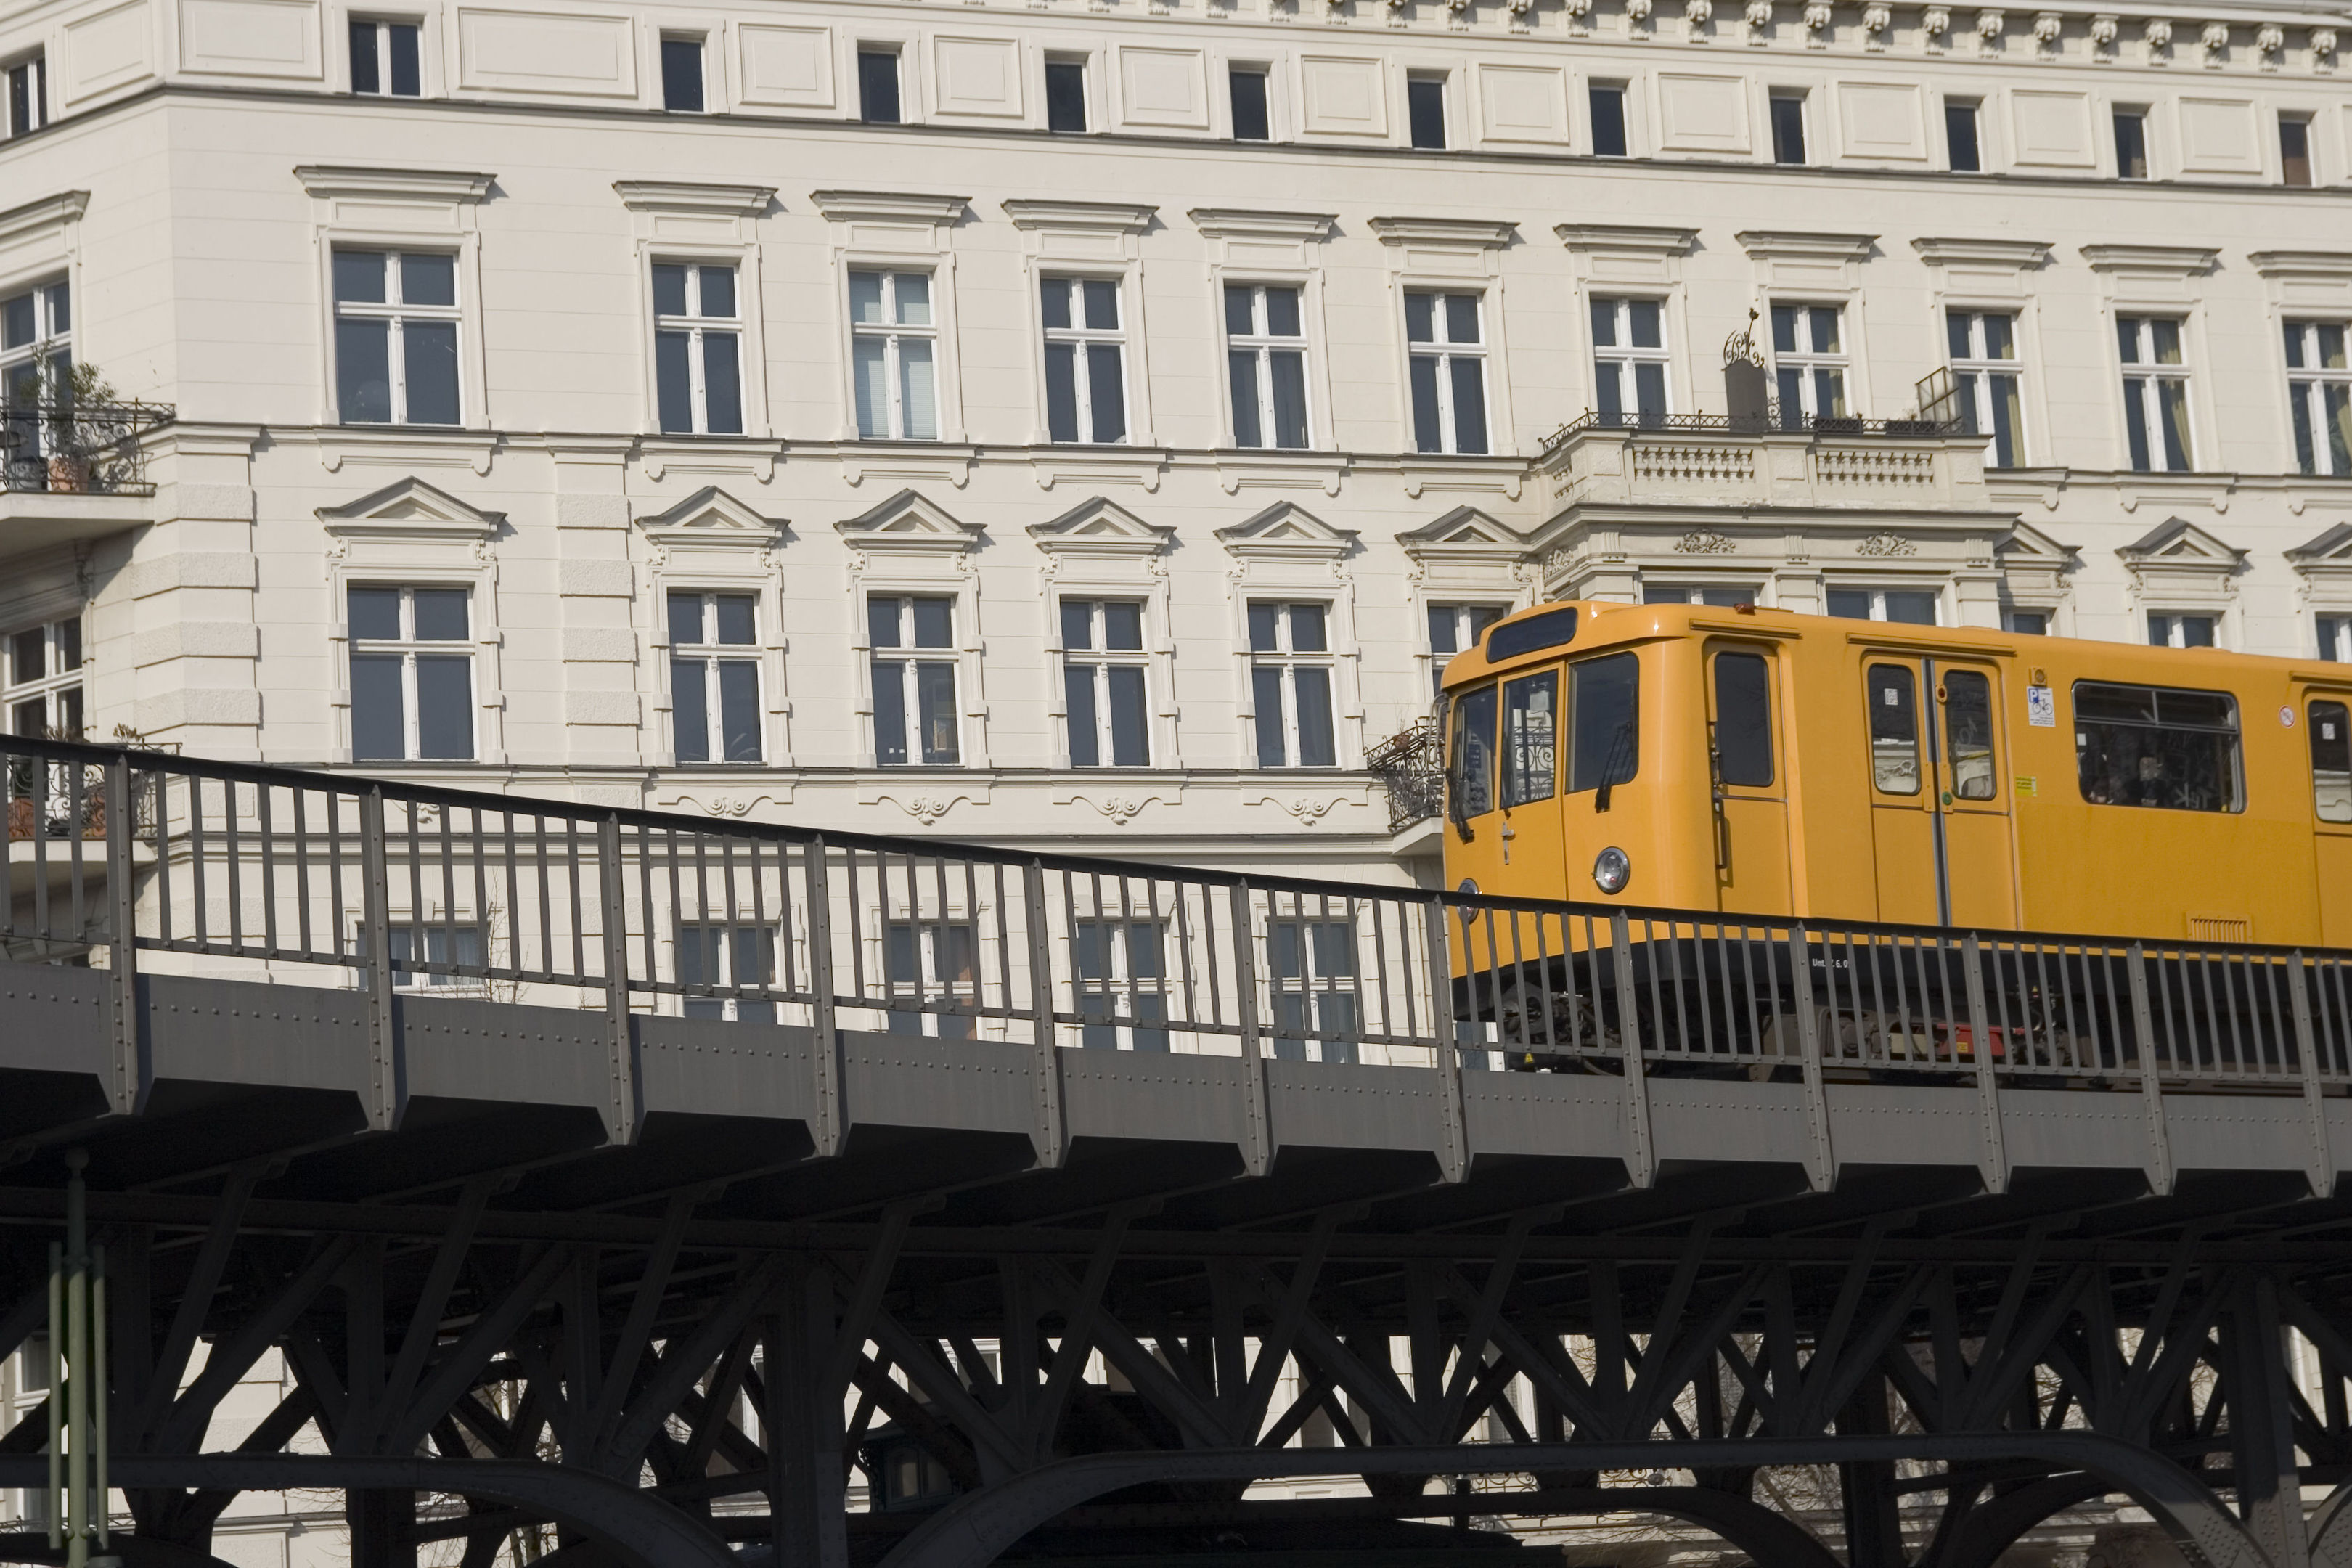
401 253 455 308
655 330 693 433
1040 278 1071 331
700 332 742 434
2327 385 2351 475
912 597 952 649
1590 86 1627 156
2180 615 2216 648
403 320 460 425
915 662 959 763
1065 664 1100 767
661 37 704 111
349 587 401 641
412 589 467 640
1102 601 1143 650
350 653 405 760
333 250 386 303
2287 322 2308 370
852 338 888 438
1268 351 1308 448
1591 299 1618 348
2150 319 2181 364
1945 101 1980 171
1230 68 1270 141
1061 600 1094 650
1046 60 1087 132
873 660 907 764
1866 664 1919 794
56 618 79 671
1569 653 1641 793
2123 377 2152 471
1107 666 1148 766
849 272 886 325
698 266 735 319
1293 667 1335 767
1252 665 1287 766
1224 285 1254 337
1409 357 1442 452
1810 308 1840 354
2157 380 2190 470
1944 669 1996 800
898 339 936 439
2322 325 2347 369
858 51 901 123
388 23 419 95
2115 111 2147 177
1450 684 1496 817
713 595 755 645
1404 293 1435 344
1629 300 1662 349
1407 76 1446 148
1595 362 1624 422
1443 294 1480 345
1948 311 1972 361
1289 603 1327 653
1044 342 1079 443
1770 306 1797 354
1247 603 1280 653
415 655 473 759
335 318 393 422
1771 94 1806 163
1982 314 2014 359
1086 344 1125 442
1988 373 2020 467
719 660 760 761
1264 287 1300 338
1500 671 1557 807
1882 592 1937 626
1448 357 1488 453
1633 362 1667 424
1824 589 1869 621
351 20 380 93
668 591 703 648
1712 653 1773 788
1228 350 1262 448
1082 279 1119 330
672 656 710 762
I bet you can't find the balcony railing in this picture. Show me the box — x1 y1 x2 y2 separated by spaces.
1367 718 1444 833
1 401 176 496
1540 409 1965 458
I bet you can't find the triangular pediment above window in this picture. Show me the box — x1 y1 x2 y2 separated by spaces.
1996 520 2081 568
317 478 505 540
1216 502 1358 562
836 489 986 555
635 486 786 550
1396 506 1532 565
2118 515 2247 568
1029 496 1176 558
2289 522 2352 565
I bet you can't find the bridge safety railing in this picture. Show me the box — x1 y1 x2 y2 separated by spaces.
4 734 2350 1101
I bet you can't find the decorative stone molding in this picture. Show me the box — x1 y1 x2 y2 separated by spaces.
317 477 505 548
0 190 89 251
1187 208 1338 242
1802 0 1832 40
295 166 494 203
1975 8 2005 52
2089 13 2119 57
2247 251 2352 280
1922 5 1951 46
2033 12 2062 55
2080 244 2219 277
634 486 785 565
835 489 986 560
2200 20 2229 62
2117 515 2247 603
807 190 968 226
1745 0 1772 38
1857 530 1920 557
2287 523 2352 600
1395 506 1535 574
1028 495 1177 561
2144 16 2172 62
1556 224 1699 258
1675 528 1739 554
1217 501 1360 563
1912 236 2053 270
2255 23 2284 63
1686 0 1714 38
1863 4 1892 44
1366 216 1519 250
611 181 774 217
1736 230 1877 264
1625 0 1654 30
1000 200 1156 235
2314 28 2337 68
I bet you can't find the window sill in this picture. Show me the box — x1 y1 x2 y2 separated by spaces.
291 425 499 475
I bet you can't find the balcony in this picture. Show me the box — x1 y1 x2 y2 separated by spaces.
1 401 174 553
1538 410 1995 514
1367 717 1443 833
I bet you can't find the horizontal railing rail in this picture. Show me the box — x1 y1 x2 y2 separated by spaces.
0 401 175 496
1540 408 1968 452
5 734 2349 1135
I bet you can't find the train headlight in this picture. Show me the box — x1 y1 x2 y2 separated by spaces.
1592 847 1632 895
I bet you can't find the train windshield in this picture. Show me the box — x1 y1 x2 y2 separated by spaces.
1449 685 1498 820
1569 653 1641 796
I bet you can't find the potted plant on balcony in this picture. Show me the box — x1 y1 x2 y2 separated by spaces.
31 351 121 495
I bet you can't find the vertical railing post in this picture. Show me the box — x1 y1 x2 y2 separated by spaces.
1424 896 1467 1185
801 836 843 1159
1961 934 2006 1195
1022 859 1068 1172
1611 911 1654 1189
103 756 140 1117
2127 942 2173 1197
2290 952 2332 1199
1787 922 1831 1192
1230 881 1272 1179
359 788 399 1132
597 814 638 1147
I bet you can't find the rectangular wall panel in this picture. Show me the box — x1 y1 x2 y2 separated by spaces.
2179 97 2261 173
735 23 834 110
1116 46 1207 130
456 7 635 96
1836 81 1926 160
931 35 1023 119
1298 54 1387 139
64 0 152 99
1477 63 1568 146
1656 73 1750 154
2008 89 2096 168
177 0 319 78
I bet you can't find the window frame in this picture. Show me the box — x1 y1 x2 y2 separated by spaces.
1947 309 2025 468
2117 313 2195 473
658 33 708 113
846 268 942 442
1043 54 1090 134
345 583 479 763
674 920 784 1021
1590 294 1673 429
2112 105 2152 179
2284 319 2351 478
857 45 905 123
1424 602 1506 701
348 17 423 97
1248 600 1341 769
1768 89 1809 166
1224 281 1313 452
2147 611 2220 649
1768 301 1849 428
650 258 746 437
1404 289 1490 456
1587 80 1630 157
1825 585 1943 626
1227 62 1272 142
1943 97 1983 171
1058 598 1153 769
2320 615 2352 663
4 52 47 139
4 613 84 740
1644 584 1761 608
1037 274 1130 446
1405 72 1449 150
2279 113 2315 187
868 593 963 767
1 276 71 479
329 245 467 428
666 589 765 766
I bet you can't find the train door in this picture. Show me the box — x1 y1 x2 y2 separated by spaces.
2298 683 2352 944
1496 666 1565 895
1704 642 1792 915
1859 654 2019 928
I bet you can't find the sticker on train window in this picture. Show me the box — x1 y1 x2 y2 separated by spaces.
2027 685 2055 727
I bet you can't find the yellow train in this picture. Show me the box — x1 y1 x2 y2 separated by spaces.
1439 600 2352 949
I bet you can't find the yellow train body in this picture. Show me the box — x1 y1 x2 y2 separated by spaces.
1438 601 2352 948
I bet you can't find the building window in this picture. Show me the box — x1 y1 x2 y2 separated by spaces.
661 36 705 112
653 262 743 436
1230 66 1270 140
1045 58 1087 132
2285 320 2351 478
348 585 474 761
858 49 902 123
1 279 69 484
4 53 46 137
1405 292 1488 455
1427 603 1503 698
1591 296 1669 428
677 924 777 1021
1062 600 1150 767
2118 315 2192 473
1040 277 1126 445
668 590 761 764
870 595 958 766
1945 99 1981 171
2007 609 2050 635
2147 612 2217 648
2322 615 2351 662
385 922 484 989
1645 584 1757 608
2282 115 2314 187
1770 304 1846 428
1267 918 1357 1063
1407 75 1447 150
350 20 420 96
1590 83 1628 156
1769 91 1808 164
1948 311 2023 468
1249 601 1337 769
332 250 461 426
5 616 82 738
1074 920 1169 1050
849 271 937 441
2114 108 2149 179
1826 587 1937 626
1225 284 1309 450
886 918 976 1037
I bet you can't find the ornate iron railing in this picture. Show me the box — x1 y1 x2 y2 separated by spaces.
1 401 175 496
1540 408 1967 456
1366 717 1444 832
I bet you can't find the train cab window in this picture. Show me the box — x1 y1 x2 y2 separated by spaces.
2073 682 2243 813
1501 671 1557 807
1944 669 1996 800
1569 653 1640 794
2314 699 2351 823
1866 664 1921 795
1449 683 1498 818
1712 652 1774 788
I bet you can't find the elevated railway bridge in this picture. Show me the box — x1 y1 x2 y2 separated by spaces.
4 734 2352 1568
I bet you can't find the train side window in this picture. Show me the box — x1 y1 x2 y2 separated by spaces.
1943 669 1996 800
1450 683 1498 819
1712 652 1773 788
1866 665 1921 795
1569 653 1640 793
2073 681 2243 812
2314 699 2351 823
1501 671 1557 807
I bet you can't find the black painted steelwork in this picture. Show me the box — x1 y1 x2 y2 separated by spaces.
3 735 2352 1568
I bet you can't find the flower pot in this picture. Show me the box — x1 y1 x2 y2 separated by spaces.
46 455 91 494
